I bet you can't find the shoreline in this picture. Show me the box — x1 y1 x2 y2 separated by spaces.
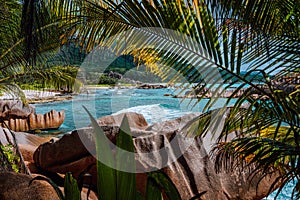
27 95 73 104
0 85 138 104
0 82 272 104
82 84 138 90
0 90 74 104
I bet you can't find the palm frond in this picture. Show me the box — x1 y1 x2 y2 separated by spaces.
17 0 300 197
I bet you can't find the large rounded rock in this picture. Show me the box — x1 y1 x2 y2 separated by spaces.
137 84 168 89
28 110 65 131
95 111 148 130
33 112 149 171
0 100 64 132
0 100 35 119
33 112 280 200
33 130 91 171
0 127 53 147
145 112 201 133
0 172 60 200
0 127 54 174
0 109 65 132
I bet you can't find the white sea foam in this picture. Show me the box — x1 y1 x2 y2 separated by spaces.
114 104 192 124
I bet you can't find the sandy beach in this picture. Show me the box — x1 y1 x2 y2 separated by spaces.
0 85 137 104
0 90 72 104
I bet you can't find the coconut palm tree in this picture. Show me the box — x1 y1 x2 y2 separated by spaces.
0 0 80 174
0 0 79 100
22 0 300 198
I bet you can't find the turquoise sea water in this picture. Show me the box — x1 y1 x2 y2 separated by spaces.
34 88 230 134
33 88 292 199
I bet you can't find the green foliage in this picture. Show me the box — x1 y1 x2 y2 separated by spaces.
104 55 136 75
64 172 81 200
0 0 81 98
98 74 118 85
147 172 182 200
0 144 20 172
123 68 163 83
146 177 163 200
0 0 21 55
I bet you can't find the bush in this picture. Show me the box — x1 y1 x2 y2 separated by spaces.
0 144 20 172
98 74 118 85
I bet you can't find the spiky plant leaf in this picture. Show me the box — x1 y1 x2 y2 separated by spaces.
146 177 163 200
116 114 137 200
83 106 117 200
64 172 81 200
148 171 181 200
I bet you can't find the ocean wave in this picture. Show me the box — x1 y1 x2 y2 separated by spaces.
114 104 192 124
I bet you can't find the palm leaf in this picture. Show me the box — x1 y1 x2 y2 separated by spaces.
20 0 300 197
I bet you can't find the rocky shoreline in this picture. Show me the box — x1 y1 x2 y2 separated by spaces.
0 100 65 132
27 95 73 104
0 112 282 200
0 127 97 199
